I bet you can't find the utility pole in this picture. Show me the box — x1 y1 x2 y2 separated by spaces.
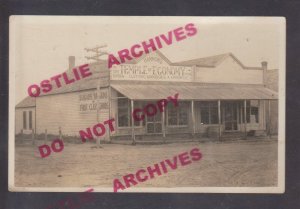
85 45 108 148
84 44 108 62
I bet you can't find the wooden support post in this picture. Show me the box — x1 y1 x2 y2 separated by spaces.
131 100 136 145
108 64 112 144
108 86 112 143
59 127 62 139
31 129 35 145
34 98 37 143
162 102 166 140
191 100 196 137
244 100 247 139
44 129 48 143
96 84 101 148
59 127 64 144
218 100 221 140
261 100 267 133
268 100 271 138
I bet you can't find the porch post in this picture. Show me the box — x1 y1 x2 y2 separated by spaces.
108 86 112 143
218 100 221 140
31 129 35 145
108 65 112 143
191 100 196 137
261 100 267 133
244 100 247 139
162 103 166 138
131 100 136 145
268 100 271 138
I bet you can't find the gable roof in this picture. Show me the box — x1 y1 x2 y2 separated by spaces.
173 53 229 67
173 52 262 70
16 96 36 108
125 50 172 65
38 60 109 97
16 60 109 108
16 51 264 108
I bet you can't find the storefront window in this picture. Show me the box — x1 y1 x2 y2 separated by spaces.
246 100 259 123
200 102 218 124
251 107 259 123
179 107 188 125
167 102 188 126
200 107 209 124
168 106 178 125
118 98 130 127
134 101 145 127
210 106 218 124
117 94 145 127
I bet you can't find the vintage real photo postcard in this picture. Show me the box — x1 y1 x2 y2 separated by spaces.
9 16 285 193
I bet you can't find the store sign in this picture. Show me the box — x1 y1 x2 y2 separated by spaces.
111 64 192 81
111 52 193 81
79 90 109 112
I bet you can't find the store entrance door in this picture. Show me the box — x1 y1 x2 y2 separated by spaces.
224 102 238 131
146 111 162 134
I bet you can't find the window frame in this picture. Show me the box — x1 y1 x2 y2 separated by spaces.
166 101 189 127
133 101 145 127
116 95 145 128
117 97 131 128
29 111 33 130
246 100 259 124
199 101 218 125
23 111 27 130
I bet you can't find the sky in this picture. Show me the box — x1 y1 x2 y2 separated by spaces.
10 16 285 103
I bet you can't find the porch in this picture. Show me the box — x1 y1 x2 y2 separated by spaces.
109 82 278 144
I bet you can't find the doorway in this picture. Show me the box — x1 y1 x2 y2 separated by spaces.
223 102 238 131
146 111 162 134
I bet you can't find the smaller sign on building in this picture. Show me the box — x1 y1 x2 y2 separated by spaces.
79 90 109 113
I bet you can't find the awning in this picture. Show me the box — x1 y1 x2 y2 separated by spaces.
111 83 278 100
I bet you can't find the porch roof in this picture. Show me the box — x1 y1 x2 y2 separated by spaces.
111 83 278 100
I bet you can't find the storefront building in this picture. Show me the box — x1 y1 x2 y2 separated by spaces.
15 51 278 142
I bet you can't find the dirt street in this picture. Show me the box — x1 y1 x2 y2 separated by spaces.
15 138 278 188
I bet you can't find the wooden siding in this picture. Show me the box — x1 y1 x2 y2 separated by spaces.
36 88 110 140
195 56 263 84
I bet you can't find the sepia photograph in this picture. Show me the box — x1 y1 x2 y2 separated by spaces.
9 16 285 193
